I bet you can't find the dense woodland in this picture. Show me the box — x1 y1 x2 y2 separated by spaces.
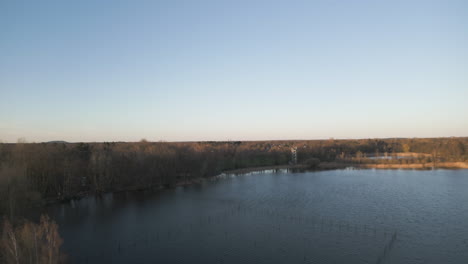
0 137 467 220
0 137 467 263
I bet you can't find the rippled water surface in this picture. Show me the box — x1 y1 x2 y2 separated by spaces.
47 169 468 264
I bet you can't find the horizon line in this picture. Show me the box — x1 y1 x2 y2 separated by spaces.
2 136 467 144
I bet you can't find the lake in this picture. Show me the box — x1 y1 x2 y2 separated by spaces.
46 169 468 264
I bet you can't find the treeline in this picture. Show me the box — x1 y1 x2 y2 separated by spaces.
0 137 467 220
297 137 467 162
0 141 291 220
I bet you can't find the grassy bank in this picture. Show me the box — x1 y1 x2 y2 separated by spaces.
319 161 468 170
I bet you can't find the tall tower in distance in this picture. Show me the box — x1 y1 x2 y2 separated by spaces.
291 147 298 164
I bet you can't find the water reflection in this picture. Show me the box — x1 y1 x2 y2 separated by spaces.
46 169 468 264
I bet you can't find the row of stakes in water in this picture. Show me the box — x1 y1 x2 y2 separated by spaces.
112 203 399 254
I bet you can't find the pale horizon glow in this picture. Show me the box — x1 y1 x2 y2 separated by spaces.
1 0 468 143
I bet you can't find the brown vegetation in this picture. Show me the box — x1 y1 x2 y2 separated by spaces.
1 215 65 264
319 161 468 170
0 137 467 220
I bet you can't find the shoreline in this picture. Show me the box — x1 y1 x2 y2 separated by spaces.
221 164 308 175
220 161 468 175
46 161 468 205
319 161 468 170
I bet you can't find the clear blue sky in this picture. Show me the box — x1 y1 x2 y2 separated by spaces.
1 0 467 142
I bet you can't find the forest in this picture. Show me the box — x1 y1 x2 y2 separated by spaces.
1 137 467 219
0 137 467 263
1 137 467 220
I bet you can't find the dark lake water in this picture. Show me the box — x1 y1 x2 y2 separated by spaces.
46 169 468 264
